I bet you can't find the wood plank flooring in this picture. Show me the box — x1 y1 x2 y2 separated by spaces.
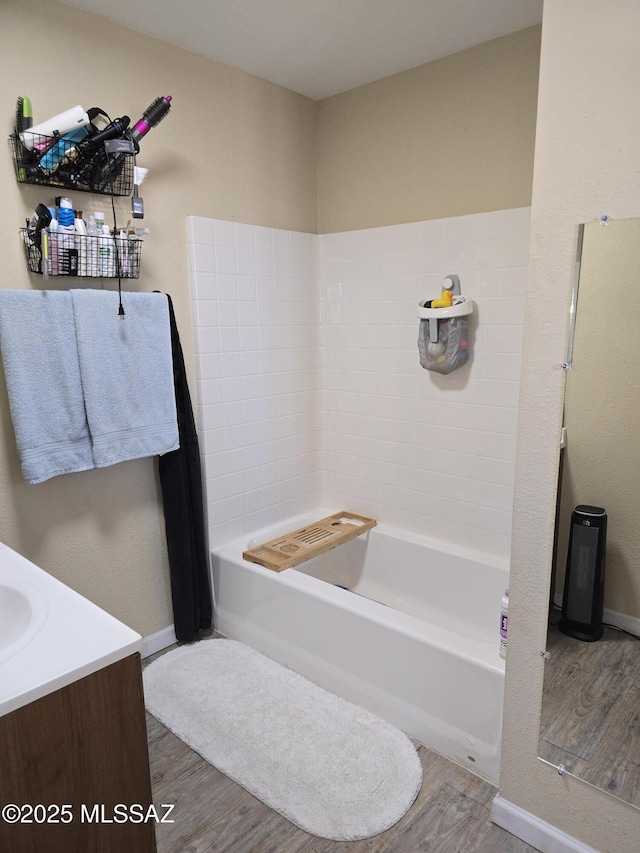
144 637 538 853
539 622 640 805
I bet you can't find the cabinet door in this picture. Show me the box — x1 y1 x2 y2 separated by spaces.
0 653 156 853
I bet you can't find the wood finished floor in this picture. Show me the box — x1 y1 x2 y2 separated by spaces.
144 637 538 853
540 622 640 806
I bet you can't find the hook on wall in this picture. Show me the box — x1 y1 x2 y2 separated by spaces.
443 274 461 296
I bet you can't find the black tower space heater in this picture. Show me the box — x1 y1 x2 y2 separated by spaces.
559 505 607 641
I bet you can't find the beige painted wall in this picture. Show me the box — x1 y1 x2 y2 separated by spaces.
4 1 638 845
501 1 640 849
0 2 540 641
556 219 640 621
0 0 317 637
316 26 541 233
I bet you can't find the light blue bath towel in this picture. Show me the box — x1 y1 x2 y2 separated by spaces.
0 290 94 483
70 290 179 468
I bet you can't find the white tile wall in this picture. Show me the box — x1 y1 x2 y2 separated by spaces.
317 208 529 557
188 207 530 557
187 217 320 547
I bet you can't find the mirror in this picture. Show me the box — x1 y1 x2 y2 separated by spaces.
539 217 640 808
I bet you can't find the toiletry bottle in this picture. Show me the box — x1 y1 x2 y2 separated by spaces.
94 213 106 276
499 588 509 658
99 224 116 277
87 215 98 276
20 105 90 151
57 198 77 275
125 224 142 277
48 216 59 276
74 214 87 276
117 230 129 277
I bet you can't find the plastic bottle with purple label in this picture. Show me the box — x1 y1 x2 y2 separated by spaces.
499 588 509 658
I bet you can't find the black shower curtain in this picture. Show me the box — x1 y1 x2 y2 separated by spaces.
158 293 212 642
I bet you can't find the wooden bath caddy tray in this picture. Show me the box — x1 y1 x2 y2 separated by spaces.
243 511 377 572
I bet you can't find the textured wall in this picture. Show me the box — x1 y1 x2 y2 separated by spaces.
316 26 540 233
0 0 317 637
187 218 320 547
0 0 539 641
501 1 640 849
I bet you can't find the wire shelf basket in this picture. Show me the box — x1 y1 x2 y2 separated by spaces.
20 228 142 279
10 132 134 196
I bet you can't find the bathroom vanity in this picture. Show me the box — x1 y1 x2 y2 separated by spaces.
0 543 156 852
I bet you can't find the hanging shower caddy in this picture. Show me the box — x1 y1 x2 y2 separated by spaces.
417 274 473 374
11 96 173 283
9 131 135 197
20 226 142 279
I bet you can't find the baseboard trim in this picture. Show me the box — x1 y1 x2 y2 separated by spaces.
603 607 640 638
552 597 640 638
141 625 176 659
491 796 601 853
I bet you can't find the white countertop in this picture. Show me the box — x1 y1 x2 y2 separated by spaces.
0 541 141 717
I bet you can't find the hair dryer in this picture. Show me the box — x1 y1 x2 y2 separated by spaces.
65 116 130 162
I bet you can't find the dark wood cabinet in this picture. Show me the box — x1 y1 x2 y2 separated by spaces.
0 653 156 853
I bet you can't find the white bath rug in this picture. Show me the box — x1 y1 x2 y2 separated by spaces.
143 639 422 841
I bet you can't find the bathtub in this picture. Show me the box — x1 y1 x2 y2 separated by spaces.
211 512 508 784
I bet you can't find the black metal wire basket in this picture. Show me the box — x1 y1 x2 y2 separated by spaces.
10 132 134 196
20 228 142 279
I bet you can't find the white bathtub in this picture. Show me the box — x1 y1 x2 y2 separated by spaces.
211 512 508 784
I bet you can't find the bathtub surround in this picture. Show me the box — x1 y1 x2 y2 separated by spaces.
317 209 529 558
188 218 319 547
144 638 422 840
188 207 529 559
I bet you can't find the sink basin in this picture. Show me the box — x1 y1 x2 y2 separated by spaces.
0 572 48 665
0 542 141 718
